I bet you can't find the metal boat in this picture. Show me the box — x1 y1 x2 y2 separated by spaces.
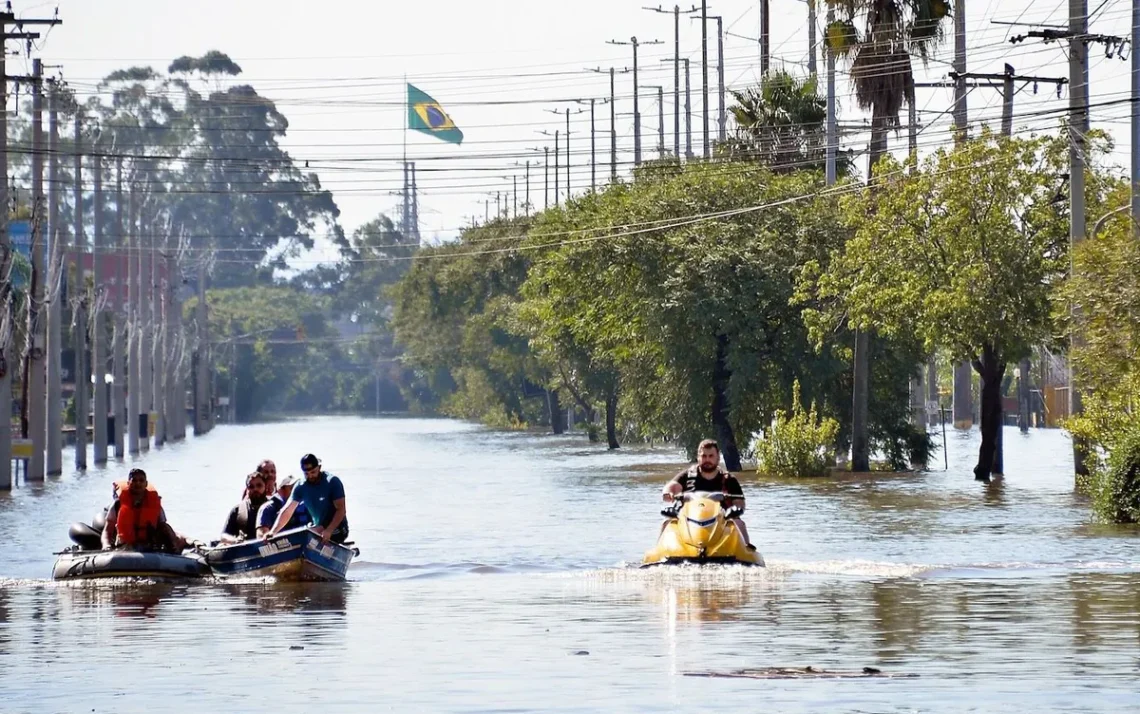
202 527 358 582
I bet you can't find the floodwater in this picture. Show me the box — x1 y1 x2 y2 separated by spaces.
1 416 1138 713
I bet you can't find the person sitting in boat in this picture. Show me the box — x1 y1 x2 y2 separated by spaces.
219 471 270 544
257 459 278 494
101 468 189 552
256 474 309 538
661 439 754 550
264 453 349 545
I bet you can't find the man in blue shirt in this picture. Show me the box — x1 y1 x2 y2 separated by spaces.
256 474 309 538
265 453 349 544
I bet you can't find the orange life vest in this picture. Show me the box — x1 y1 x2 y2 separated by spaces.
114 481 162 546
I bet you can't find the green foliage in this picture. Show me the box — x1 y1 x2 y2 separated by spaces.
1089 419 1140 524
756 380 839 478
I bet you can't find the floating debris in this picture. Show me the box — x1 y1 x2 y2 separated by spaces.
684 666 916 680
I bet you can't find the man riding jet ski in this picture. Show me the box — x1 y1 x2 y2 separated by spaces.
642 439 764 567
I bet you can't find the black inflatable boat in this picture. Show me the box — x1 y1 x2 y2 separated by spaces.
52 512 210 581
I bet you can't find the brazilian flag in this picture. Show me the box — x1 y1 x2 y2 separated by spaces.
407 83 463 145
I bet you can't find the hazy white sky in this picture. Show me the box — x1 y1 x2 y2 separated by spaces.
19 0 1136 266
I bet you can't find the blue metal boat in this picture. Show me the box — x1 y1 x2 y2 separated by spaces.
203 527 358 582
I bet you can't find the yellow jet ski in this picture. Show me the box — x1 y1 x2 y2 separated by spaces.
642 491 764 567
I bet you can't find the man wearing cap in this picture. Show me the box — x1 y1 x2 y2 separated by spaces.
265 453 349 545
256 474 308 538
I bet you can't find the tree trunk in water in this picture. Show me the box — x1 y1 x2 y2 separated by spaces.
546 389 565 435
711 333 742 471
972 344 1005 482
605 390 620 450
585 407 598 442
852 116 888 473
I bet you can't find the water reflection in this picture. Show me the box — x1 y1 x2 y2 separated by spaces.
212 581 350 617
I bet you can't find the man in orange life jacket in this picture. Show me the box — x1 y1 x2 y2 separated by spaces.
100 468 188 552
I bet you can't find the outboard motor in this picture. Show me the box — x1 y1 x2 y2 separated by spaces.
68 521 102 551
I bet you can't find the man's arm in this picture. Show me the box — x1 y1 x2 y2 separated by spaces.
219 507 243 545
265 500 299 539
320 498 346 543
724 476 746 511
663 472 685 501
101 504 118 549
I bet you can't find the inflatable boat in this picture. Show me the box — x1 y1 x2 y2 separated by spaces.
203 526 357 582
51 513 210 581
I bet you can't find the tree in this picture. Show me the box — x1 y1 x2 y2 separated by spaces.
827 0 952 471
722 69 850 174
810 133 1068 481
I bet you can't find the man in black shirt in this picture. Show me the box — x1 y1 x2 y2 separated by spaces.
220 471 270 544
662 439 753 548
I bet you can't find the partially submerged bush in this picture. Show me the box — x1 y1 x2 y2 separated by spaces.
757 380 840 478
1091 419 1140 524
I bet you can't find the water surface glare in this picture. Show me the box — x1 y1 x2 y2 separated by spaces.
1 416 1138 712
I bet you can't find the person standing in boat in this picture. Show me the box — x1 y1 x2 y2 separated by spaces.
256 474 308 538
264 453 349 545
101 468 189 552
219 471 270 544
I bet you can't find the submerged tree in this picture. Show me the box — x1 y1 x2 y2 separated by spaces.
810 133 1068 481
826 0 952 471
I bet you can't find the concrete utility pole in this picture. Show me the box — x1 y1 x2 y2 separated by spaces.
807 0 818 77
555 131 560 204
825 3 837 185
0 6 61 489
951 0 972 429
526 160 531 212
73 112 87 469
760 0 770 75
139 186 152 452
1069 0 1090 476
92 144 107 464
565 110 571 198
644 4 690 157
0 29 8 488
684 57 693 158
608 37 661 167
611 69 618 179
194 258 210 435
25 58 46 482
46 78 62 475
544 147 550 208
702 2 710 156
113 159 125 457
716 15 725 143
1134 0 1140 226
127 184 139 456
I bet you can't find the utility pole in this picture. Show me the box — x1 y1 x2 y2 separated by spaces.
555 131 560 205
92 141 106 464
951 0 971 429
825 2 837 185
611 69 618 179
1134 0 1140 227
513 175 518 218
46 77 62 476
194 258 209 436
25 58 46 481
608 37 661 167
525 160 531 214
0 7 60 489
641 85 666 158
113 159 125 457
544 147 550 208
716 15 725 143
684 57 693 158
807 0 818 77
702 2 710 156
1069 0 1090 476
141 183 154 451
644 5 693 157
760 0 770 75
127 183 139 456
73 111 87 469
565 109 571 198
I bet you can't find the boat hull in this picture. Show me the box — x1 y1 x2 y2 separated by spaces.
52 548 211 581
203 527 356 582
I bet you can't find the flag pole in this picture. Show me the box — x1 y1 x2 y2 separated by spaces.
403 75 409 237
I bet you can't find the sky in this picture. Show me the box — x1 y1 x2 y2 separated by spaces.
15 0 1137 268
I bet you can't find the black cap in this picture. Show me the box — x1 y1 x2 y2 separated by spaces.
300 453 319 469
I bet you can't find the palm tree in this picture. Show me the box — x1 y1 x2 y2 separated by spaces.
723 69 852 174
827 0 951 471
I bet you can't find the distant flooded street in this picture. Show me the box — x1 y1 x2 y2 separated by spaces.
2 416 1138 712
